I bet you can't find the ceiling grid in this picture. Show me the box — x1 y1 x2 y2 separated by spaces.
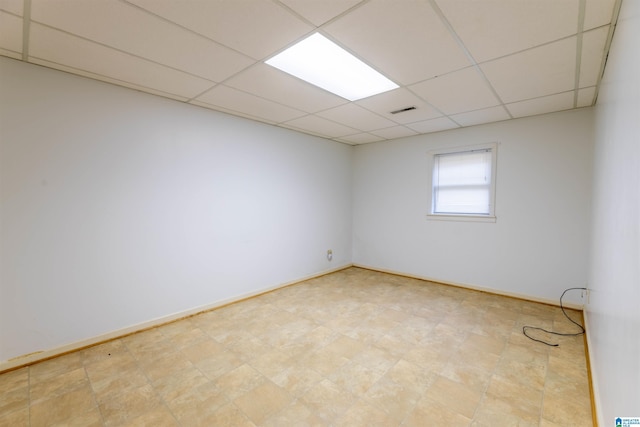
573 0 587 108
0 0 621 145
20 0 30 60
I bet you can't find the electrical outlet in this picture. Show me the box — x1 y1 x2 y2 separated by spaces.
327 249 333 261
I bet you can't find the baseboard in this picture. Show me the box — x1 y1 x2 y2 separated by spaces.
0 263 353 374
582 309 602 426
352 263 584 310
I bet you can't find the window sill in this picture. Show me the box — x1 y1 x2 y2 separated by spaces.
426 213 497 223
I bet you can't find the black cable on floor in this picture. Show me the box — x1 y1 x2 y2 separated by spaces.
522 287 587 347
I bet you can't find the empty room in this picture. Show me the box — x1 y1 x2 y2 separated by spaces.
0 0 638 426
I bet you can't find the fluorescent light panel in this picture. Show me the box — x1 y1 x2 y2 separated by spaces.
266 33 398 101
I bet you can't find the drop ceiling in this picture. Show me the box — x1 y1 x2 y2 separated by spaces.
0 0 619 145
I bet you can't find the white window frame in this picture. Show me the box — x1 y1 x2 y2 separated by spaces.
427 142 498 223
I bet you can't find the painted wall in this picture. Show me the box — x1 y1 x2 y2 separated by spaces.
352 108 594 304
0 57 353 363
587 0 640 422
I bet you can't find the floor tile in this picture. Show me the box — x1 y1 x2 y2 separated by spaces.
423 375 483 419
29 353 83 384
98 383 164 427
542 389 593 426
270 364 325 398
261 399 324 427
29 366 89 404
233 381 292 425
335 399 396 426
0 367 29 393
405 397 471 427
0 385 29 418
328 360 384 397
151 366 210 403
30 384 96 427
119 407 179 427
196 402 257 427
0 407 29 427
163 381 229 424
0 267 593 426
363 375 422 421
300 378 356 423
213 363 266 400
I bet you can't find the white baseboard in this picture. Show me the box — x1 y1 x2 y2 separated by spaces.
352 263 584 310
0 263 352 373
1 263 585 373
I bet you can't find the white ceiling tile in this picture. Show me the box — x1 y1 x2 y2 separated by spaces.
406 117 459 134
28 23 214 99
370 126 418 140
409 67 500 115
284 115 359 138
506 91 575 118
195 85 307 124
30 0 253 82
449 106 511 127
324 0 470 85
317 103 396 132
436 0 579 63
580 26 609 88
127 0 312 60
481 37 577 104
336 133 384 145
577 86 596 107
0 0 23 15
225 63 348 113
0 10 22 55
4 0 616 138
356 88 441 124
584 0 617 30
278 0 363 26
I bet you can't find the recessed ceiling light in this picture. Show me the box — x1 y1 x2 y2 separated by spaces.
266 33 399 101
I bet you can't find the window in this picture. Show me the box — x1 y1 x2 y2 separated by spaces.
428 143 497 221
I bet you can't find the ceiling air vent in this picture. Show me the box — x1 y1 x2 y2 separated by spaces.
390 106 416 114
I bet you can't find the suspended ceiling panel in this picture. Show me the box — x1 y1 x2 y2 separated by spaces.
450 106 511 128
0 0 621 145
408 67 500 115
435 0 580 63
0 10 22 59
316 103 396 132
126 0 313 60
507 91 576 118
322 0 472 85
480 37 578 104
278 0 362 26
224 63 348 113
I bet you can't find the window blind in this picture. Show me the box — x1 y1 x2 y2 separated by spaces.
432 149 492 215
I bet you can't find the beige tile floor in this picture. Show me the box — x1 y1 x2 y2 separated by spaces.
0 267 593 427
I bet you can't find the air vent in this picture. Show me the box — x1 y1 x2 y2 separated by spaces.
390 106 416 114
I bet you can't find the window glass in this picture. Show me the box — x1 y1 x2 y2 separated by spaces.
429 144 497 220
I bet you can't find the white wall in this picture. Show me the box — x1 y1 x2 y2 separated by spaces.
0 57 353 363
587 0 640 422
352 108 594 304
